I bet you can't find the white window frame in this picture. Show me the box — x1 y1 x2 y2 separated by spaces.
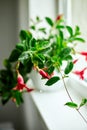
58 0 72 25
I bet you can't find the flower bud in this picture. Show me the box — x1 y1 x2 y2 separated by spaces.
56 14 63 21
73 59 78 64
17 73 24 84
39 69 50 79
80 52 87 60
26 87 34 92
12 98 16 103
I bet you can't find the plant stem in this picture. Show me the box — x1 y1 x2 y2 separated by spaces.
59 70 87 124
60 71 73 102
76 109 87 124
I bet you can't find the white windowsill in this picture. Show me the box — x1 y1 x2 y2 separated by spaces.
27 76 87 130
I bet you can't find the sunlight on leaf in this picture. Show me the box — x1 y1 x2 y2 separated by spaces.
65 102 78 108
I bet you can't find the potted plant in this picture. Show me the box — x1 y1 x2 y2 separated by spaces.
0 15 87 124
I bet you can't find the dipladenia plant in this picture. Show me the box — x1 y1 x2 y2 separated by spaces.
0 15 87 123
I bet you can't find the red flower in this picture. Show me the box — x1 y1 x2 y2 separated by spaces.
13 72 34 92
39 69 50 79
73 67 87 80
73 59 78 64
17 72 24 84
35 66 53 79
56 14 63 21
80 52 87 61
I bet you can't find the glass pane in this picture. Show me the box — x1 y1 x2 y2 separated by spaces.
71 0 87 51
29 0 57 19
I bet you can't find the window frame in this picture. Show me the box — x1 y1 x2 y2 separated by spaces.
58 0 72 25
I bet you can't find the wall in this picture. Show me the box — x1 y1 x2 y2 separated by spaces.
0 0 18 68
0 0 27 130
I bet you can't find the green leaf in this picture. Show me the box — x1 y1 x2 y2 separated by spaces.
45 17 53 26
73 37 85 42
59 30 64 39
34 54 45 63
2 92 11 100
16 43 25 51
12 90 24 106
32 53 45 68
9 49 21 62
29 38 36 49
18 52 30 65
3 59 11 69
56 25 65 29
30 25 36 30
36 16 40 21
75 26 80 32
64 62 73 74
63 55 73 60
20 30 32 41
45 76 60 86
66 26 73 37
59 47 71 58
38 28 46 34
1 92 11 105
19 60 33 75
79 98 87 108
65 102 78 108
75 26 80 35
47 66 54 75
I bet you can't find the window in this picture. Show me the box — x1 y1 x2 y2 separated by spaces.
28 0 57 19
71 0 87 51
58 0 87 51
58 0 72 25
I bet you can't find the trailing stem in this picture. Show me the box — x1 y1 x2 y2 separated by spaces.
59 70 87 124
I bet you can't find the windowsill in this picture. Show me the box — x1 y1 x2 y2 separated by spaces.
27 76 87 130
69 73 87 98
